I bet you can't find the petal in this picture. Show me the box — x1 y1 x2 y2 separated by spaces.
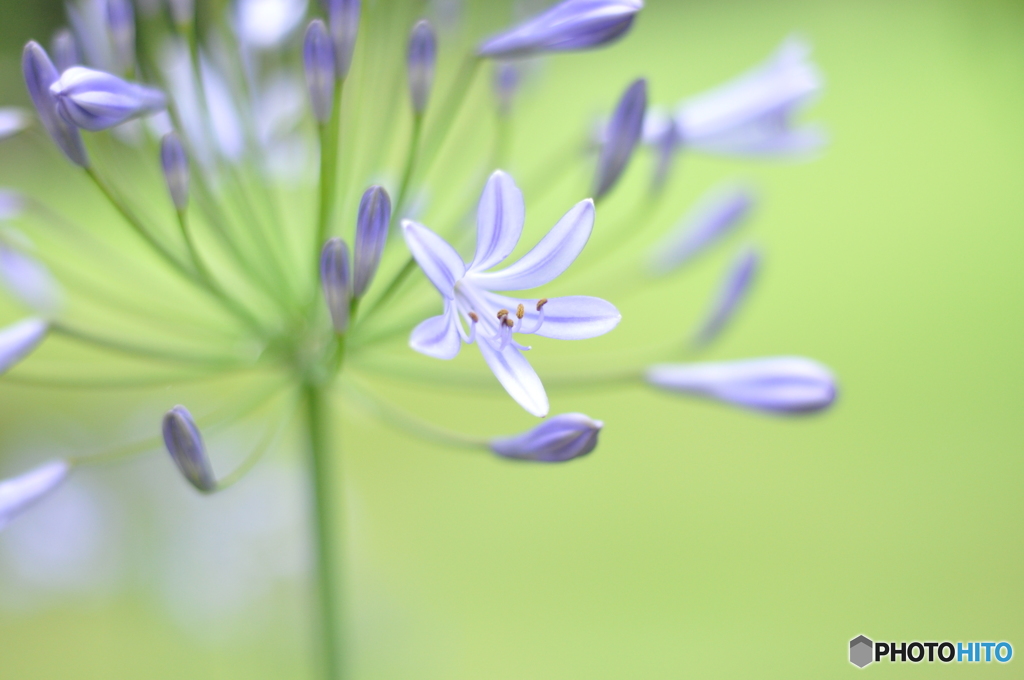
485 293 621 340
0 317 48 374
401 219 466 299
0 107 31 140
477 339 549 417
468 198 594 292
0 460 70 531
409 302 463 360
469 170 525 273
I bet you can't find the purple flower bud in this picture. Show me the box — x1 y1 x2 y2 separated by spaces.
320 237 352 332
50 66 166 131
490 413 603 462
0 460 70 531
326 0 361 79
303 20 336 124
691 246 759 347
106 0 136 75
407 20 437 115
493 61 520 116
0 189 25 220
594 78 646 198
162 406 217 493
0 246 63 314
160 132 189 210
22 41 89 167
352 185 391 298
0 317 49 375
646 357 837 414
478 0 643 59
649 183 753 274
51 28 81 72
0 107 30 141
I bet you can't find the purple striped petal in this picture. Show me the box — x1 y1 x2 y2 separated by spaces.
401 219 466 299
490 413 602 462
410 301 462 360
51 66 166 131
470 170 525 273
0 317 48 375
22 41 89 166
477 338 548 417
594 78 646 198
484 292 621 340
0 460 70 531
691 246 760 346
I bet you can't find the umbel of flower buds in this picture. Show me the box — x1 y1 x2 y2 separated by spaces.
353 185 391 298
595 77 647 198
407 20 437 115
160 132 189 211
320 237 352 333
303 19 336 124
162 406 217 493
50 66 166 131
22 41 88 167
490 413 603 462
326 0 361 80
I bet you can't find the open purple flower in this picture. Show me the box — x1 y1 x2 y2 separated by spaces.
402 170 621 416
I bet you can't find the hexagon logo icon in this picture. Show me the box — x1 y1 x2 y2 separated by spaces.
850 635 873 668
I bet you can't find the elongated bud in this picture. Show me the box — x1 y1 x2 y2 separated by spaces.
51 66 166 131
649 184 753 274
22 41 89 167
478 0 643 58
51 28 81 72
326 0 361 79
646 357 837 414
692 247 759 347
303 20 336 124
106 0 136 75
168 0 195 29
0 108 30 141
0 189 25 220
352 186 391 298
162 406 217 493
160 132 189 210
493 61 520 116
0 246 63 314
0 460 70 531
0 317 49 375
320 237 352 333
595 78 646 198
490 413 603 463
407 20 437 115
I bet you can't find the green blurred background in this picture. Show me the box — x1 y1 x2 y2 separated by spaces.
1 0 1023 678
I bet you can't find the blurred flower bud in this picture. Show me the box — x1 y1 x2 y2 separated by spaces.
160 132 189 211
352 185 391 298
649 183 753 274
162 406 217 493
320 237 352 333
326 0 361 79
0 108 30 141
407 20 437 115
594 78 646 198
22 41 89 167
0 317 49 375
691 246 760 347
303 20 336 124
0 245 64 315
51 66 166 131
105 0 136 75
51 28 81 72
490 413 603 462
646 357 837 414
168 0 195 29
0 189 25 220
0 460 70 531
493 61 520 116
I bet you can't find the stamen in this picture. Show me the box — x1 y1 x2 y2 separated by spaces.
504 316 514 328
536 298 548 311
496 308 508 321
465 311 478 344
516 304 525 319
468 311 479 322
519 298 548 335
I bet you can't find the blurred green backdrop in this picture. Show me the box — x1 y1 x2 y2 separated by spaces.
1 0 1023 678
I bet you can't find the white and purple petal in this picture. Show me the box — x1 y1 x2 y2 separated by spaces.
409 301 463 360
401 219 467 299
649 183 753 274
0 460 70 531
485 292 621 340
469 170 525 273
477 338 549 417
0 317 49 374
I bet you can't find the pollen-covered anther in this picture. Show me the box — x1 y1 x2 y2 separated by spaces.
496 308 509 321
504 316 515 328
468 311 479 323
516 304 525 319
536 298 549 311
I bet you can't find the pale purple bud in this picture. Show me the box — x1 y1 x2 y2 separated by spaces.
326 0 361 79
352 185 391 298
0 189 25 220
105 0 136 75
168 0 195 28
490 413 603 463
493 61 520 116
160 132 189 210
646 357 837 414
320 237 351 333
407 20 437 115
0 317 49 375
594 78 646 198
51 66 166 131
0 460 70 531
0 108 31 141
478 0 643 59
0 246 63 314
162 406 216 493
303 20 336 124
51 28 82 72
649 184 753 274
692 246 760 346
22 41 89 167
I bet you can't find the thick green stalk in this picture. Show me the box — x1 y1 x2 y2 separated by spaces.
317 83 346 252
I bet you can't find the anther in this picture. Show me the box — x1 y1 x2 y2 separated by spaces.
536 298 548 311
516 304 525 319
497 308 509 320
504 316 515 328
468 311 479 323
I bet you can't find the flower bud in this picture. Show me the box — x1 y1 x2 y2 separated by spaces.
106 0 136 76
490 413 603 462
692 246 760 347
303 20 336 124
51 66 166 131
407 20 437 115
50 28 81 72
649 183 753 274
646 357 837 414
320 237 352 333
0 108 30 141
22 41 89 167
352 185 391 298
478 0 643 59
493 61 520 116
160 132 189 211
0 245 64 314
0 460 70 531
326 0 361 79
594 78 646 198
0 317 49 375
162 406 217 493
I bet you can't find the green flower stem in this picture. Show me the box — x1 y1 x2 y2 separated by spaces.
317 82 347 252
304 384 346 680
50 322 249 368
